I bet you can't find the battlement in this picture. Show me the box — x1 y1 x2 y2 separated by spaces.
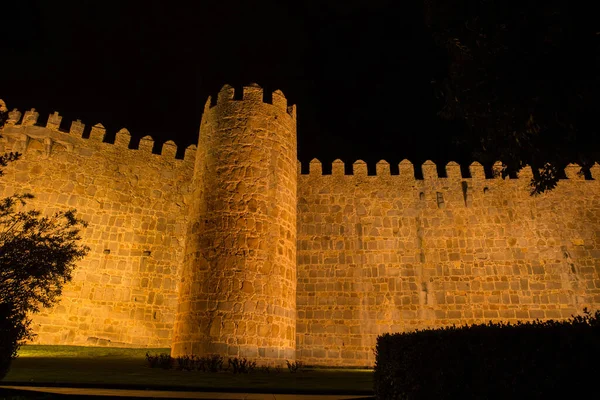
204 84 296 119
0 102 196 164
299 158 600 182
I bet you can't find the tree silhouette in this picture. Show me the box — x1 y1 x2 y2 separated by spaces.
425 0 599 193
0 107 89 380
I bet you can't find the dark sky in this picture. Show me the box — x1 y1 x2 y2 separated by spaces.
1 1 482 168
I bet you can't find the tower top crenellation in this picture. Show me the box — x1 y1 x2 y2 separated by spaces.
204 83 296 119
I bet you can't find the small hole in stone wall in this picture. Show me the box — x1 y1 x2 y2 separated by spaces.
483 187 489 194
461 181 469 206
103 249 110 254
436 192 445 208
143 250 151 257
153 311 157 320
419 192 425 201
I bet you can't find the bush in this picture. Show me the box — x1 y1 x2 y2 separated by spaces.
228 357 256 374
175 354 196 371
286 360 304 373
202 354 224 372
145 352 173 369
374 309 600 399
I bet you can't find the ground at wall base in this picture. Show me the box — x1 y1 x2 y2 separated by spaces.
2 345 374 396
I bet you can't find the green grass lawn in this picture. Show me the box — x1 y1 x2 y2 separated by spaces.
3 346 374 394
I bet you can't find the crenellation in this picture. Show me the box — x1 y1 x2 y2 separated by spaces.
332 159 345 175
469 161 485 180
184 144 196 163
0 108 200 172
445 161 461 180
209 83 296 119
1 86 599 368
161 140 177 159
138 135 154 153
591 163 600 179
376 160 390 175
7 108 21 125
564 163 584 180
70 119 85 136
309 158 322 175
89 123 106 142
421 160 437 180
114 128 131 148
272 89 287 112
242 83 263 102
217 84 235 104
22 108 39 126
399 159 414 179
492 160 504 178
287 104 297 119
46 112 62 131
353 159 368 176
517 165 533 180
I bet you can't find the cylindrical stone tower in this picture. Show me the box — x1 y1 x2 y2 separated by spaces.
172 84 297 365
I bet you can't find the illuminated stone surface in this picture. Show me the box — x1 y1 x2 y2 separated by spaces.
171 84 297 365
1 87 599 366
296 163 600 365
0 115 194 347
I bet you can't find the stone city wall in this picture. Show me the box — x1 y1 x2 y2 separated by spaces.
296 159 600 366
0 108 195 347
2 92 600 367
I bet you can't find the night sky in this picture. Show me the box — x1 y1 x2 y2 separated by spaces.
0 1 595 171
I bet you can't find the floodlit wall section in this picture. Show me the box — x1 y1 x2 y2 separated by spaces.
172 85 298 365
296 159 600 366
0 110 195 347
2 94 600 367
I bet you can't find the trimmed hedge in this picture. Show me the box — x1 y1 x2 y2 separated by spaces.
374 309 600 399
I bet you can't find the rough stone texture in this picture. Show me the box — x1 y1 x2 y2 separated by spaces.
1 87 599 366
297 161 600 366
171 85 298 365
0 121 194 347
